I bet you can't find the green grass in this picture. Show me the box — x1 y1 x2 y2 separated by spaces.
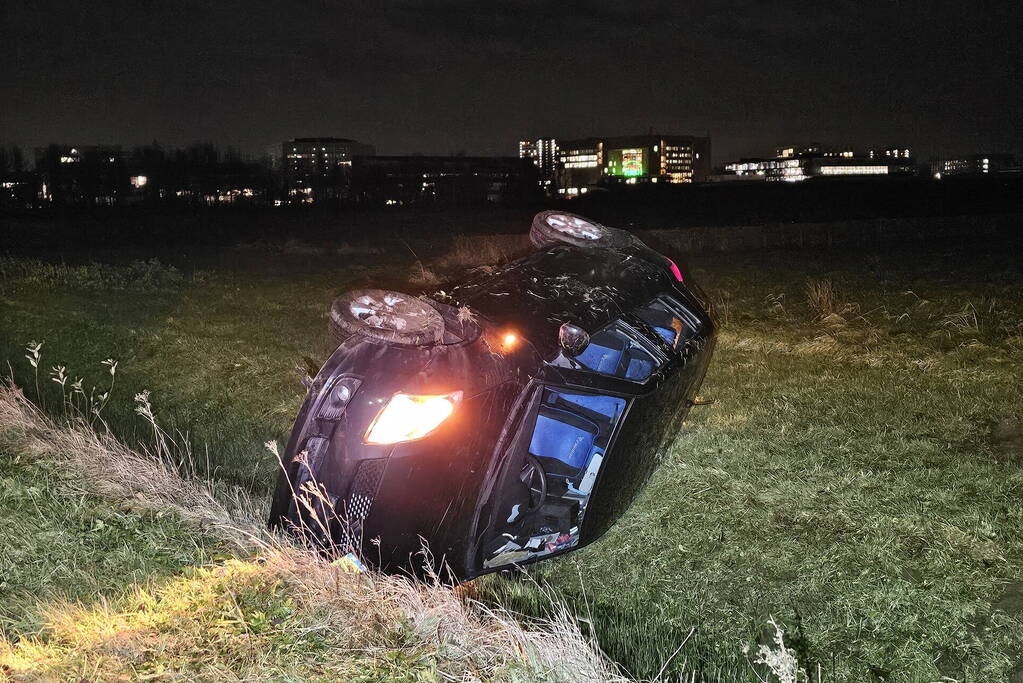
2 230 1023 680
0 452 496 680
3 552 463 680
0 382 603 681
0 251 389 493
0 449 224 636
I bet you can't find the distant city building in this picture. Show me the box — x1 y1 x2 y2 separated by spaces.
931 154 1016 177
777 143 854 159
518 138 558 188
282 137 375 202
726 156 889 182
0 171 42 208
283 137 374 176
557 138 603 194
724 143 915 182
34 145 125 205
556 134 711 196
868 146 912 161
352 155 539 207
36 144 125 167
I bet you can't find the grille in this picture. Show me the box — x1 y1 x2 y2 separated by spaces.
345 458 386 521
348 493 372 520
332 458 386 551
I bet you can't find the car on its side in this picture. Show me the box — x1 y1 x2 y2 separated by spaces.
269 211 716 580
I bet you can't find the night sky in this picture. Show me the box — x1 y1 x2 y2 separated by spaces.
3 1 1022 165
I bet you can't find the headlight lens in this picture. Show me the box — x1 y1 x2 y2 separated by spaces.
363 391 462 445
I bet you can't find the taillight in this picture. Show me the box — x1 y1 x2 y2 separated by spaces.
666 257 684 283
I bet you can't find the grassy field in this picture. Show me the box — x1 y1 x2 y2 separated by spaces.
0 446 225 636
2 223 1022 680
0 383 611 681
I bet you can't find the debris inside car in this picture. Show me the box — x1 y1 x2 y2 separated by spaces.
269 211 716 580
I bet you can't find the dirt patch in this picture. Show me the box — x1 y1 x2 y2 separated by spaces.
996 582 1023 683
993 581 1023 618
990 419 1023 466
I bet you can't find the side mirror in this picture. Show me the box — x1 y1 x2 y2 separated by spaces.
559 322 590 358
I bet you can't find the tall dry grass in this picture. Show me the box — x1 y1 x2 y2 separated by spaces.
0 379 625 681
804 279 840 320
0 379 257 544
435 234 531 269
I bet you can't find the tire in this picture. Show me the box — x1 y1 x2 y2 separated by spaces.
329 289 445 347
529 210 635 249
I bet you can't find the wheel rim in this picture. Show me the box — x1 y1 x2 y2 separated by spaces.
546 213 603 241
348 292 435 332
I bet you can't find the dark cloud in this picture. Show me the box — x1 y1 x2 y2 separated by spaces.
1 0 1021 163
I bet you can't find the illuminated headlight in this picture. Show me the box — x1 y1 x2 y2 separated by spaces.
363 391 463 445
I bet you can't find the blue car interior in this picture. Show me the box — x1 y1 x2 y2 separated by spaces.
573 325 658 381
549 298 700 383
547 390 625 422
482 388 626 564
529 412 595 471
527 389 625 487
485 386 628 566
483 297 706 568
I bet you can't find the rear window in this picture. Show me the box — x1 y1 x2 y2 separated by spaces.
634 299 683 347
634 296 706 348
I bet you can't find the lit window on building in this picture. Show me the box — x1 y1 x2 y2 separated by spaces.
817 165 888 176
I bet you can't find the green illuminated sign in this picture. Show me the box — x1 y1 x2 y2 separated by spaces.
608 148 646 177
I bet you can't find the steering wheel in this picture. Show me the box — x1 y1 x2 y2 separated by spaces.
518 453 547 513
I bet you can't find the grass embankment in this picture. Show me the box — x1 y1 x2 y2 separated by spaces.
2 227 1023 680
0 382 617 681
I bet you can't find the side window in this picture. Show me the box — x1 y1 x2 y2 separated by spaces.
480 387 627 571
560 324 659 382
578 327 657 381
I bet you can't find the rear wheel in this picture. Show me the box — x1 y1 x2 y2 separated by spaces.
529 210 635 249
329 289 445 346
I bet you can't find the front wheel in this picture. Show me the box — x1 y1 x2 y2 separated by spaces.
329 289 445 347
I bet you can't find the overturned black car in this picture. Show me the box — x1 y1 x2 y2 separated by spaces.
269 211 716 580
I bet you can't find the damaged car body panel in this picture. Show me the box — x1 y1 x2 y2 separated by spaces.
269 211 715 581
